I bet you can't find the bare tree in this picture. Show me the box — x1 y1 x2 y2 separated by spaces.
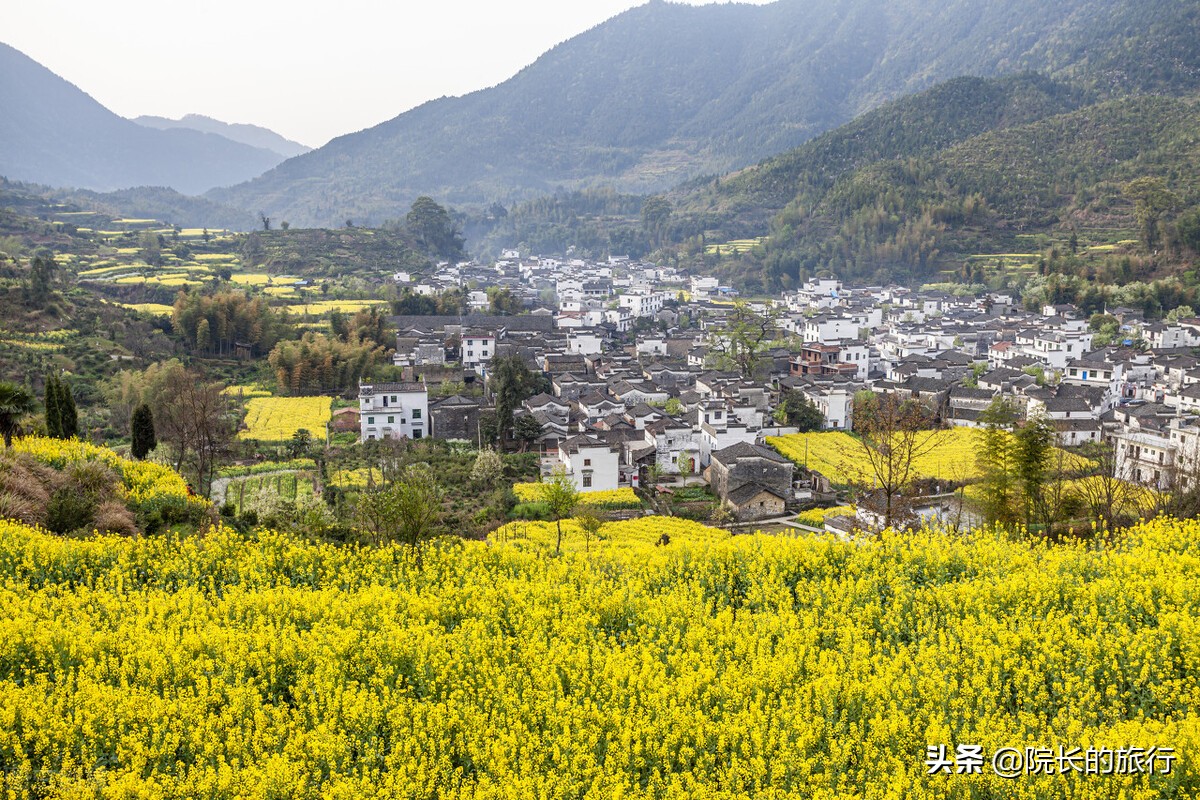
705 301 781 377
1076 442 1140 537
850 391 947 530
155 370 235 496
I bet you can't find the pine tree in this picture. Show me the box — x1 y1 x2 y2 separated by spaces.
59 379 77 439
44 374 62 439
1014 411 1055 530
131 403 157 460
975 398 1020 527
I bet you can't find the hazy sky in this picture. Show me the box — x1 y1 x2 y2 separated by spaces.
6 0 774 148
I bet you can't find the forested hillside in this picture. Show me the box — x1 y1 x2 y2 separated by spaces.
670 90 1200 290
210 0 1200 228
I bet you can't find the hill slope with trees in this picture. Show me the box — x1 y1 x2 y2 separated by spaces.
209 0 1200 228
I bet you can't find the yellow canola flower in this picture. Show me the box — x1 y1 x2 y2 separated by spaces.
767 428 1093 484
513 483 641 509
0 512 1198 797
9 436 205 511
239 396 332 441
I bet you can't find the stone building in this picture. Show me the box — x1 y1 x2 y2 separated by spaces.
707 442 794 520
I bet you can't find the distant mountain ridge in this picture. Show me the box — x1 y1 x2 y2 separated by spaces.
0 42 288 195
133 114 311 159
210 0 1200 228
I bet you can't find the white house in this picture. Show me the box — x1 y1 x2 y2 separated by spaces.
643 417 700 474
467 290 490 311
619 289 667 318
558 435 621 491
690 276 719 298
803 315 863 344
461 332 495 374
567 329 604 356
1113 428 1173 489
359 382 429 441
799 383 855 430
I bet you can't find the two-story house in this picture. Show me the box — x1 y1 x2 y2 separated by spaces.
359 382 429 441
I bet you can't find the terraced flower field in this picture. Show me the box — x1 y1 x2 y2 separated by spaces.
768 428 1093 484
238 396 332 441
491 514 727 553
513 483 642 509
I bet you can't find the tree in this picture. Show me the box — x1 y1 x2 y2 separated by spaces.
470 447 504 488
140 231 163 266
488 287 522 315
268 333 387 395
49 377 77 440
1165 305 1196 323
288 429 313 460
850 391 945 529
1076 442 1140 536
577 511 603 554
1011 411 1054 528
513 414 544 452
405 197 464 260
131 403 157 460
974 397 1020 527
664 397 684 416
260 213 271 231
542 467 580 556
355 463 444 563
488 355 546 449
173 290 291 357
44 373 63 439
0 382 35 448
1177 207 1200 254
156 370 235 495
774 388 825 431
641 196 672 248
706 302 781 377
25 255 56 307
1124 177 1181 252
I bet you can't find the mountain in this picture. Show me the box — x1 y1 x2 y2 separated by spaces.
210 0 1200 228
0 42 286 195
133 114 311 159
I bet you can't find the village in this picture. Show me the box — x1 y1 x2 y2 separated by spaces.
350 252 1200 530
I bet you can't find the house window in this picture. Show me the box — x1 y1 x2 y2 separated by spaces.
584 458 591 466
583 474 592 488
413 430 422 440
388 416 395 424
367 416 375 425
391 396 397 403
412 409 422 419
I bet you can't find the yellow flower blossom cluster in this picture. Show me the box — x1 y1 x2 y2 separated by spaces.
329 467 384 488
239 396 332 441
491 514 729 553
1 514 1198 797
10 436 204 512
794 505 856 527
221 383 274 399
768 428 1093 484
513 482 642 509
